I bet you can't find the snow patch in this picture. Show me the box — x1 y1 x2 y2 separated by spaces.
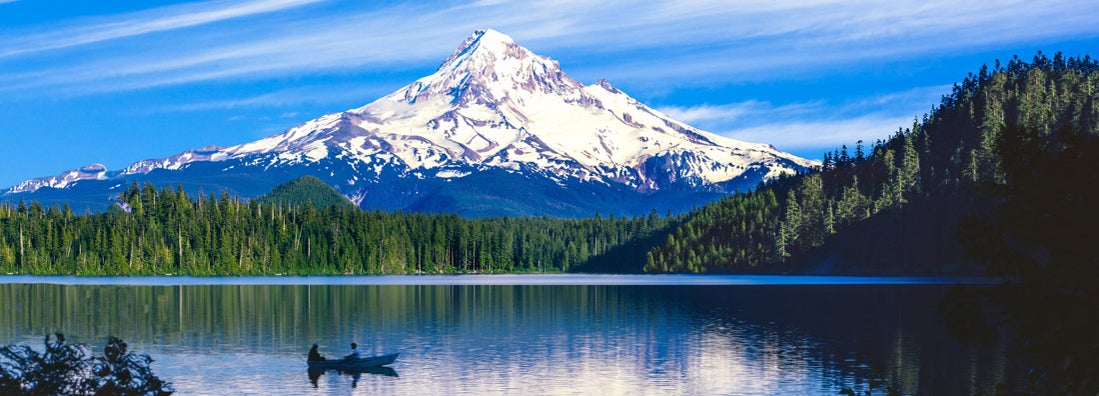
435 169 471 178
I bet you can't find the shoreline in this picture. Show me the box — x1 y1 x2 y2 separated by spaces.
0 273 998 286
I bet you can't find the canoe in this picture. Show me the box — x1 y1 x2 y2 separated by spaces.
307 353 399 370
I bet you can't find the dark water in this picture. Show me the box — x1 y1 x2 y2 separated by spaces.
0 277 1018 394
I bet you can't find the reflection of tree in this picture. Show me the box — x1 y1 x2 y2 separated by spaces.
839 374 902 396
0 284 1019 393
654 285 1006 394
0 284 636 353
0 333 172 395
945 125 1099 395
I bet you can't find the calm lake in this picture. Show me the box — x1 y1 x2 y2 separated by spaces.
0 275 1016 395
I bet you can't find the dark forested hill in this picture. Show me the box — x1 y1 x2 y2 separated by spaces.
645 52 1099 275
253 176 356 209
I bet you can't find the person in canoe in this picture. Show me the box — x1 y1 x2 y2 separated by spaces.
308 343 326 362
345 342 361 360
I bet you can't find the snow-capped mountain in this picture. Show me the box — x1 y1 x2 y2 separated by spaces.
4 29 815 217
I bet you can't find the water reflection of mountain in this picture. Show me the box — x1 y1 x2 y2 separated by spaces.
0 283 1019 394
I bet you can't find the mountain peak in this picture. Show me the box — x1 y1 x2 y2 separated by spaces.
470 28 516 51
440 28 522 70
4 29 816 217
390 28 581 107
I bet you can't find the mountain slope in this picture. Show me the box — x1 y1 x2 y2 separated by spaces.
3 29 814 217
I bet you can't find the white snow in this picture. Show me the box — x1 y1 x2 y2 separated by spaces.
435 169 471 178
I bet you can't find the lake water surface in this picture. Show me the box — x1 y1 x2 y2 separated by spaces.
0 275 1016 395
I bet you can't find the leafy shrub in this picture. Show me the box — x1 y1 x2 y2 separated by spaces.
0 333 172 395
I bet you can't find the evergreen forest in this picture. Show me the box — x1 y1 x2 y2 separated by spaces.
645 51 1099 274
0 182 672 275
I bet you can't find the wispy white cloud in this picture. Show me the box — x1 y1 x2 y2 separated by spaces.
2 1 1097 96
844 85 953 116
725 114 917 156
143 84 395 113
524 0 1099 83
659 101 823 127
658 102 768 125
0 2 463 94
661 85 950 155
0 0 322 58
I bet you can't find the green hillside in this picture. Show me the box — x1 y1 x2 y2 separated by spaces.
253 176 356 209
645 52 1099 275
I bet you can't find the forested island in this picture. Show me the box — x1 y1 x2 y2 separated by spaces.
0 52 1096 278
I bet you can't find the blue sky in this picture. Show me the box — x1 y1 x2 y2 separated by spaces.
1 0 1098 188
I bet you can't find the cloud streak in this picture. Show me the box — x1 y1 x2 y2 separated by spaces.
2 1 1097 97
144 84 396 113
0 0 322 58
659 101 824 127
724 114 918 156
659 85 950 156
